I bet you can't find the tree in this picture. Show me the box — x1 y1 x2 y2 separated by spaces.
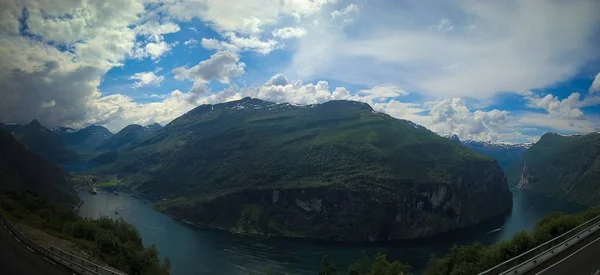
319 255 337 275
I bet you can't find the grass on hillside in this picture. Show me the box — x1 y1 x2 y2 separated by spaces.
96 179 118 187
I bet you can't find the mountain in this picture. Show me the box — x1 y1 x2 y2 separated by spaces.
462 140 530 171
1 120 77 164
97 123 162 151
60 125 113 150
512 132 600 206
0 122 22 133
103 98 512 242
442 135 529 171
52 126 77 135
0 128 77 204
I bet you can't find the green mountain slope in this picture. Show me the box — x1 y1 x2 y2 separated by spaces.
106 98 512 241
5 120 78 165
0 128 77 204
97 124 161 151
513 132 600 206
60 125 113 150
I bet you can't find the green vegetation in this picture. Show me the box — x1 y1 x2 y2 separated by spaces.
509 132 600 206
320 253 412 275
0 191 170 275
0 127 169 274
96 178 118 187
0 128 77 204
426 207 600 274
94 98 511 241
322 208 600 274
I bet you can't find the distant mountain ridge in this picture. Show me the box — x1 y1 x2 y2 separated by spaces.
96 97 512 242
0 121 161 168
97 123 162 151
443 134 530 171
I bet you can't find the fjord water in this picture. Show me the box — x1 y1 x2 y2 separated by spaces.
78 189 585 275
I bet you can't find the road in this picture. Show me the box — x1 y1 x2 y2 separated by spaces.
0 219 73 275
525 228 600 275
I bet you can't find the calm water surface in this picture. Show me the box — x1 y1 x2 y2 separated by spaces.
78 189 586 275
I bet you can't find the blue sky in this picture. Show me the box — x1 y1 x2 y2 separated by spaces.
1 0 600 143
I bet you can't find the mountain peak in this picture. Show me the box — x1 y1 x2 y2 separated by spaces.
29 119 42 127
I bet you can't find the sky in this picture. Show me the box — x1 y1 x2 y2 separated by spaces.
1 0 600 143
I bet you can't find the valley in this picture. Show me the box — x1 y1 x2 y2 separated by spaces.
2 98 599 274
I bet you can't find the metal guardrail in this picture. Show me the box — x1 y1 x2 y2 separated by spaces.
0 214 125 275
480 214 600 275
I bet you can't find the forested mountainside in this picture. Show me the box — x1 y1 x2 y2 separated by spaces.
97 97 512 241
0 128 170 275
0 128 76 204
0 121 161 168
511 132 600 206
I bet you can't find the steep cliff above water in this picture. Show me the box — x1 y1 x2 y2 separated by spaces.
104 98 512 241
511 132 600 206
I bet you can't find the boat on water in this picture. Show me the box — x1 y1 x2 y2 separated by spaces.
88 186 97 194
114 210 119 215
113 191 119 195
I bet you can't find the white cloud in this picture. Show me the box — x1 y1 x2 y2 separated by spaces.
201 33 278 55
330 4 360 25
201 38 239 52
183 38 198 46
521 91 600 130
425 98 515 142
272 27 308 39
525 92 585 120
135 21 180 42
172 51 245 84
431 18 454 32
0 0 143 128
291 0 600 99
132 41 174 60
223 32 279 55
590 72 600 93
357 85 408 101
130 71 165 88
162 0 338 35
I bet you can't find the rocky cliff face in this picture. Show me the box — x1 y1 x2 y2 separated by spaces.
159 160 511 242
512 132 600 206
107 98 513 241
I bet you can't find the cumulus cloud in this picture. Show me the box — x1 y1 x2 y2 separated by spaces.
0 1 142 127
426 98 513 141
591 72 600 93
201 33 278 55
272 27 308 39
222 32 278 55
526 93 585 120
132 41 174 60
130 71 165 88
201 38 239 52
135 21 180 42
172 51 245 84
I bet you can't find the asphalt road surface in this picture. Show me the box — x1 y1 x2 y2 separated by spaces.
526 228 600 275
0 219 72 275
